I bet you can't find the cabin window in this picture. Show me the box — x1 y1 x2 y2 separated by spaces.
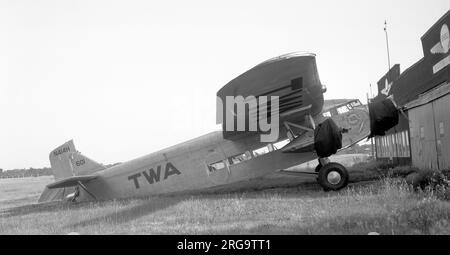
337 106 349 114
349 100 361 107
228 151 252 165
252 146 270 157
273 138 290 150
207 161 226 172
322 111 331 117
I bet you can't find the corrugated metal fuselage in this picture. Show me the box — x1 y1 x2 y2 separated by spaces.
80 131 318 201
77 101 371 201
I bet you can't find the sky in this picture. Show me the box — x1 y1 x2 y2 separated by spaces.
0 0 449 170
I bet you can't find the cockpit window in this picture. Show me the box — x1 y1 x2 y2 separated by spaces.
349 100 362 107
337 106 349 114
326 100 362 116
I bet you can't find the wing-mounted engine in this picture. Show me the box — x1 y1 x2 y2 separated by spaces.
281 99 372 155
368 96 400 138
216 52 326 141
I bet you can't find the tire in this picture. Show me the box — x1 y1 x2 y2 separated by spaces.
317 162 349 191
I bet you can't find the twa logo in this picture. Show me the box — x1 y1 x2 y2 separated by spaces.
216 96 279 142
431 24 450 74
431 24 450 55
128 162 181 189
381 78 393 96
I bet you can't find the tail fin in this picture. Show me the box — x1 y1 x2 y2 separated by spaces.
49 140 76 180
49 140 106 180
69 150 106 176
41 140 106 203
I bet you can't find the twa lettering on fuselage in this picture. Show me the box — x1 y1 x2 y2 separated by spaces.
127 162 181 189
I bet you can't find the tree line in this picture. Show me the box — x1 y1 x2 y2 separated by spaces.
0 163 120 179
0 167 53 178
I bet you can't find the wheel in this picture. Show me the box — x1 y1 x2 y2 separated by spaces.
317 162 349 191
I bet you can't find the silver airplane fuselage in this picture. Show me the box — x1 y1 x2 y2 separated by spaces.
39 53 371 203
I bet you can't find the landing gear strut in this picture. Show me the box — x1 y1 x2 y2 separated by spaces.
315 161 349 191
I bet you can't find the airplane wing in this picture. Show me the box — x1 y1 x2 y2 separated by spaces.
217 53 325 140
46 175 98 189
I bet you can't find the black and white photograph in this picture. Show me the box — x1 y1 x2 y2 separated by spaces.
1 0 450 239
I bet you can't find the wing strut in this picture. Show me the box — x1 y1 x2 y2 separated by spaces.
283 113 316 139
77 181 97 200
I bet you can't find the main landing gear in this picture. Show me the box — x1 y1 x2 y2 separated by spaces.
315 158 349 191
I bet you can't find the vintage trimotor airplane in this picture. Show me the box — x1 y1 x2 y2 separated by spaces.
39 52 398 203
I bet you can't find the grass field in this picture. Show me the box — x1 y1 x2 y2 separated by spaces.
1 172 450 235
0 176 54 210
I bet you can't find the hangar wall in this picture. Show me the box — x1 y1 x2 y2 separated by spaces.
373 9 450 170
407 81 450 170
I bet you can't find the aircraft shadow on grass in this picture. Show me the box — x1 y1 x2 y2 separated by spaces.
1 180 338 230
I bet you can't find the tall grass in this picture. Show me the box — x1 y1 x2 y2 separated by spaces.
1 171 450 234
1 176 450 234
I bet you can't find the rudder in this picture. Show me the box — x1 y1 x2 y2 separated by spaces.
49 140 76 180
49 140 106 180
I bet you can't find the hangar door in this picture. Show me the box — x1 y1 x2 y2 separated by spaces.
409 103 438 170
409 92 450 170
431 93 450 169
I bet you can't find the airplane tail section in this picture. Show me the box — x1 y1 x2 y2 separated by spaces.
49 140 106 179
38 186 77 203
69 150 106 176
40 140 106 203
49 140 77 180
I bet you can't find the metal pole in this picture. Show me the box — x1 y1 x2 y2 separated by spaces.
367 92 376 159
384 21 391 73
384 21 398 165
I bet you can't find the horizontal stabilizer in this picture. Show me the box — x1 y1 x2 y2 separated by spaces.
47 175 98 189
